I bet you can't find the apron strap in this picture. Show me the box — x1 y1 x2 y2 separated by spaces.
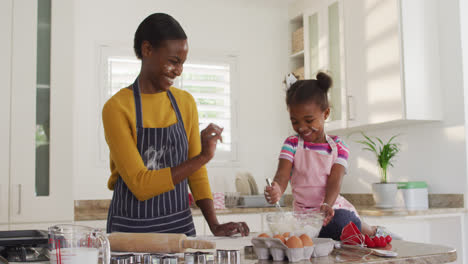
298 136 304 149
325 134 338 159
132 78 183 127
166 90 183 122
132 78 144 129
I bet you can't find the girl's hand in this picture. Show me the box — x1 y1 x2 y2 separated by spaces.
320 203 334 226
200 123 223 161
264 181 282 204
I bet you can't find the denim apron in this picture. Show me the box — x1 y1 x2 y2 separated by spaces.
106 78 196 236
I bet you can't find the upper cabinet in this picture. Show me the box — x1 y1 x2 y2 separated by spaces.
288 0 442 132
343 0 442 130
8 0 74 223
289 0 347 131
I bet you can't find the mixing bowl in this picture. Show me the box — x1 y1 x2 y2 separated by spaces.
266 210 324 238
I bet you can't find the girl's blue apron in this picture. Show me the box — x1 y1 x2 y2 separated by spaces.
106 78 196 236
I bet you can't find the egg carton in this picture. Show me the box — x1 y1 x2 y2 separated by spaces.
251 237 335 262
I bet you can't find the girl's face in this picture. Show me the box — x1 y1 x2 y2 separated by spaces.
141 39 188 92
289 102 330 143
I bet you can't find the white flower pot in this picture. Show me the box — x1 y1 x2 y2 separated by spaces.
372 183 398 208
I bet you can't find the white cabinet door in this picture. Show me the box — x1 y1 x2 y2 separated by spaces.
10 221 73 231
9 0 74 223
343 0 404 128
362 215 465 264
343 0 441 128
213 214 263 234
0 0 12 225
193 216 206 236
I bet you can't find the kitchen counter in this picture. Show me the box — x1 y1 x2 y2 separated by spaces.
74 200 467 221
240 240 457 263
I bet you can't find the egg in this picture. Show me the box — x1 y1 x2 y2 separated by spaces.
273 234 286 244
299 234 314 246
285 236 304 248
258 233 270 238
283 232 290 238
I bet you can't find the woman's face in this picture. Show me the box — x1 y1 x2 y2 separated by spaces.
289 102 330 143
141 39 188 91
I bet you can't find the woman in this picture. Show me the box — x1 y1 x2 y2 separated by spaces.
102 13 249 236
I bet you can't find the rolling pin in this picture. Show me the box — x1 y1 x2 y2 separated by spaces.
108 233 216 253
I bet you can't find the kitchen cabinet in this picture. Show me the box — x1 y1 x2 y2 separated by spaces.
289 0 442 133
0 182 8 225
74 217 212 236
288 0 348 131
362 213 465 264
9 221 72 232
342 0 442 130
193 216 206 236
218 214 263 233
7 0 74 224
199 213 264 236
0 0 12 225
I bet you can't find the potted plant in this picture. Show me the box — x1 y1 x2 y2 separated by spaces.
357 132 401 208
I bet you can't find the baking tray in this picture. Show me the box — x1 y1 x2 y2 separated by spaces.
0 230 48 247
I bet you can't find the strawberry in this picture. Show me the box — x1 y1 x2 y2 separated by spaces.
385 235 392 244
365 235 375 248
372 236 380 247
379 236 387 248
364 235 372 245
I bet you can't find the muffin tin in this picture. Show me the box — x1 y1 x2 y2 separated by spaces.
251 237 335 262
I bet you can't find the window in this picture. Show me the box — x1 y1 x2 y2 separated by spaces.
180 63 232 153
100 48 238 164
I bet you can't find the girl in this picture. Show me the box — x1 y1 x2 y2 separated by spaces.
265 72 399 240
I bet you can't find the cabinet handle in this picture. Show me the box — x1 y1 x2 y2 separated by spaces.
347 96 355 121
17 184 22 215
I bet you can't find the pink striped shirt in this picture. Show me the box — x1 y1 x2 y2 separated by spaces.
279 135 349 169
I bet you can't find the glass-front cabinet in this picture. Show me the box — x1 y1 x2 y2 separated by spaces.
289 0 347 131
8 0 74 223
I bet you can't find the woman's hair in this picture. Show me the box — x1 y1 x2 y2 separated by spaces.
134 13 187 59
286 72 333 111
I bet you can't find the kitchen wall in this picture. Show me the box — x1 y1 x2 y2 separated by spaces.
459 0 468 262
337 0 467 195
73 0 467 200
72 0 290 200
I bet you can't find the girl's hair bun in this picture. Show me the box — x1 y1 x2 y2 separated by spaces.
316 72 333 92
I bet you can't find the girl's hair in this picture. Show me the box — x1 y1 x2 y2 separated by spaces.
134 13 187 59
286 72 333 111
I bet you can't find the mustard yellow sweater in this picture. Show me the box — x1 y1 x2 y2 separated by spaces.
102 87 213 202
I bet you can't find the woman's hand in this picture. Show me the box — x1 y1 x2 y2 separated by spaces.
264 181 282 204
200 123 223 161
320 203 335 226
211 222 250 237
